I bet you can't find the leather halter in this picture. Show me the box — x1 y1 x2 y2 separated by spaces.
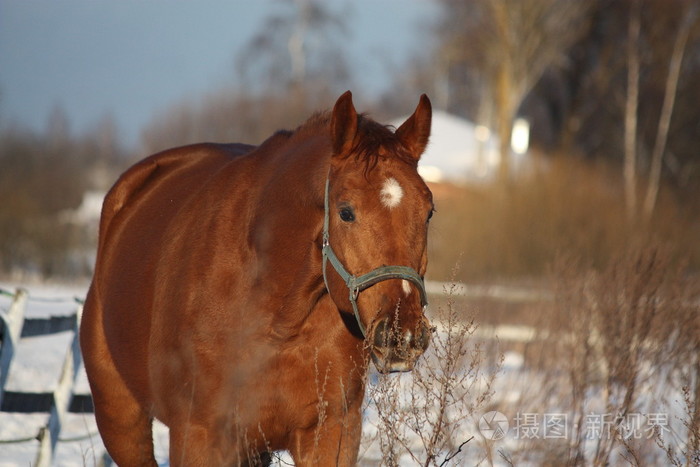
321 176 429 338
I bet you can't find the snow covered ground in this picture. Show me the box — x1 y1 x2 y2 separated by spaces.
0 281 508 466
1 282 689 466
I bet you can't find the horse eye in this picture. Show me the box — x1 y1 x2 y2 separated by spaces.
339 206 355 222
427 208 435 223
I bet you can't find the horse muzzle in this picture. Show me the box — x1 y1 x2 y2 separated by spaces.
370 317 432 373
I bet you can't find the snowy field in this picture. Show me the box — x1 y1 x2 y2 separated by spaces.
1 282 691 466
0 281 523 466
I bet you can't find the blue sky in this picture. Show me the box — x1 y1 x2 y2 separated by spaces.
0 0 439 147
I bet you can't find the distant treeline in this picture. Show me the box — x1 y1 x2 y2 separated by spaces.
2 0 699 279
0 110 127 278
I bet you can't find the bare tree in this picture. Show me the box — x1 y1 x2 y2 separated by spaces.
621 0 698 224
0 111 125 277
624 0 641 223
642 2 698 223
436 0 591 182
236 0 350 92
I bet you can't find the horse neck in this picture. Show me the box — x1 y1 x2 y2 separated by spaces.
255 133 332 336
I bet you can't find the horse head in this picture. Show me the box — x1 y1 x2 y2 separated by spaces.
323 91 434 373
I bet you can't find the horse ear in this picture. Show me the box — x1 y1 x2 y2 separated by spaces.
330 90 358 157
395 94 432 160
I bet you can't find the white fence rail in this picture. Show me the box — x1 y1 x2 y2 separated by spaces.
425 280 553 302
0 287 92 467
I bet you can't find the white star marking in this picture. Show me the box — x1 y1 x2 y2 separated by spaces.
380 177 403 209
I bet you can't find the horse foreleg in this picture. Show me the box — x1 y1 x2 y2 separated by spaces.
168 423 272 467
168 421 258 466
289 407 363 467
168 424 213 466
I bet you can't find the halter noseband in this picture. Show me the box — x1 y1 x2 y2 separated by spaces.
321 177 429 338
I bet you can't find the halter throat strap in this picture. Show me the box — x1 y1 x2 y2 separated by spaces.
321 176 428 338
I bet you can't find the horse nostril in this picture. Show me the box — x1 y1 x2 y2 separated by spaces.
375 319 387 334
373 319 390 348
417 323 432 350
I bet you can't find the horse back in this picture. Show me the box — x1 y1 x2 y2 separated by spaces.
97 143 253 255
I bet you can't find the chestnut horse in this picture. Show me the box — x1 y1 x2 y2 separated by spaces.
80 91 434 466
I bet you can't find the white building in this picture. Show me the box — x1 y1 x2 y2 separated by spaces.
392 110 529 184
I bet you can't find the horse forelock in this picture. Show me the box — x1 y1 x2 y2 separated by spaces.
291 111 418 175
348 116 418 176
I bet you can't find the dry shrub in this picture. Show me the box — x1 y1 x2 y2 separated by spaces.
428 156 700 283
510 243 700 466
361 282 501 466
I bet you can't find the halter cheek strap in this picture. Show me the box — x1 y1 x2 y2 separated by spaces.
321 177 428 338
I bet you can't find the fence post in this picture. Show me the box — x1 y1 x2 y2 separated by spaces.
0 288 28 406
34 303 84 467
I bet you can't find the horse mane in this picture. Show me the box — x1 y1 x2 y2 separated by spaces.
288 110 417 173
